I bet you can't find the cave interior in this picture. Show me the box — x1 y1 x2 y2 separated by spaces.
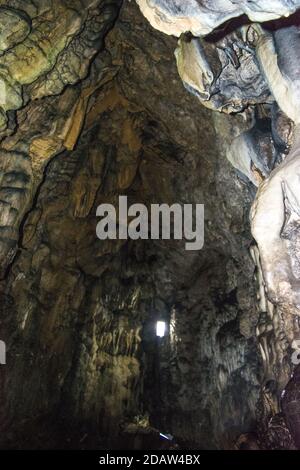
0 0 300 451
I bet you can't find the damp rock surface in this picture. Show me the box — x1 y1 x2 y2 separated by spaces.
0 0 299 451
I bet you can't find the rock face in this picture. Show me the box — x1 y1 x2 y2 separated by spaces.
0 0 122 276
0 0 299 450
135 0 300 450
136 0 300 36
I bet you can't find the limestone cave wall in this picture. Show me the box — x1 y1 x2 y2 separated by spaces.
0 0 299 450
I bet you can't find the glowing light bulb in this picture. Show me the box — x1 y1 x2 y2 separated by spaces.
156 321 166 337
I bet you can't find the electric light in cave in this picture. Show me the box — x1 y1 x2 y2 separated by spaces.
156 321 166 338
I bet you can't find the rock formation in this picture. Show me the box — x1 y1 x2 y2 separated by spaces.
0 0 300 450
135 0 300 449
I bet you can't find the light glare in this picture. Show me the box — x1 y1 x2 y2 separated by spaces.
156 321 166 337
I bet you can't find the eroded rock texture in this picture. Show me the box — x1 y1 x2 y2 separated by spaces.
0 0 122 276
135 0 300 450
0 0 299 451
136 0 300 36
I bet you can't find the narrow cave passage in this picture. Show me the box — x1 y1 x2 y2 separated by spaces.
0 0 300 456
